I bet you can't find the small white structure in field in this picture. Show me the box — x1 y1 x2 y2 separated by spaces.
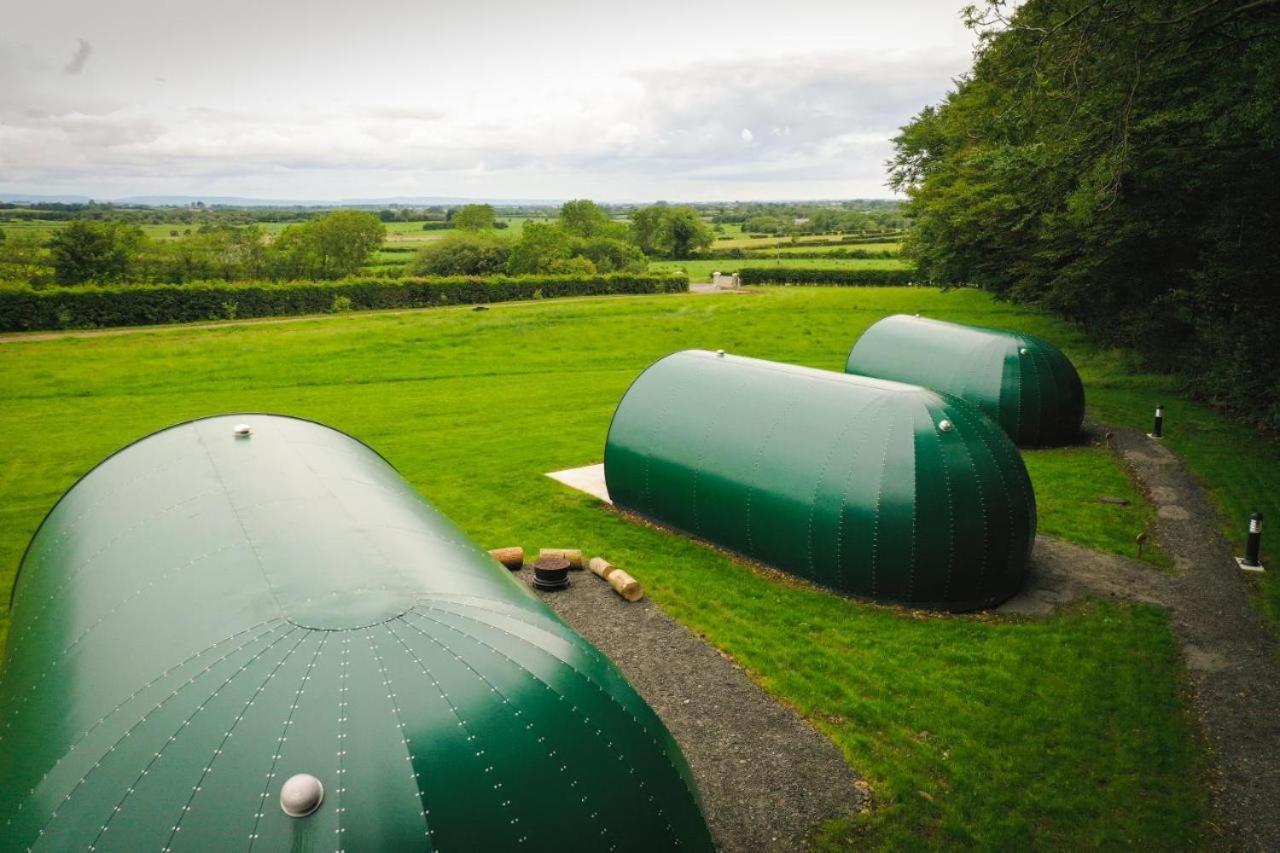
712 272 741 290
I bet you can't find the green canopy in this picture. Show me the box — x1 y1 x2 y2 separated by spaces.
846 315 1085 446
0 414 712 852
604 351 1036 611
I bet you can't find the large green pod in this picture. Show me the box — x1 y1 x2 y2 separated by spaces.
845 315 1085 446
0 414 712 852
604 351 1036 610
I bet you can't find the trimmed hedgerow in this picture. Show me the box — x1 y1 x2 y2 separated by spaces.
737 267 917 286
0 273 689 332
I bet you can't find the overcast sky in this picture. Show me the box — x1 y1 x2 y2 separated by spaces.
1 0 977 202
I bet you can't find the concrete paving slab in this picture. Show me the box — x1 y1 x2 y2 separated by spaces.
546 462 611 503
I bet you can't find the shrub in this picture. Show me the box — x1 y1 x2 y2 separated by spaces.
737 267 918 286
410 231 512 277
0 274 690 332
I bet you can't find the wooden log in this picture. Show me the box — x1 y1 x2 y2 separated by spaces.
590 557 644 602
588 556 616 579
539 548 583 570
488 546 524 571
606 569 644 602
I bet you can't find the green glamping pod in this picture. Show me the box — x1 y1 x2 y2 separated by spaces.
604 351 1036 611
845 315 1085 446
0 415 712 852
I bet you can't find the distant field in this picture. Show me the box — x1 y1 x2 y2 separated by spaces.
0 216 545 246
2 216 903 281
650 256 913 282
767 241 902 255
382 215 543 244
0 220 296 243
712 230 905 251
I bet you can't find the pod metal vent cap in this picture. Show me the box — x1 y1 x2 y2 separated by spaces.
280 773 324 817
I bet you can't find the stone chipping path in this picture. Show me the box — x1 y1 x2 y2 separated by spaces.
529 570 865 852
1111 429 1280 850
1005 429 1280 850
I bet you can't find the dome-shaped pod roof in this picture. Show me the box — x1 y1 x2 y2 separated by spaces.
845 315 1085 446
604 351 1036 611
0 415 712 852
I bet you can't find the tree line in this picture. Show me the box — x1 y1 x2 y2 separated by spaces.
891 0 1280 428
410 201 713 277
0 212 386 286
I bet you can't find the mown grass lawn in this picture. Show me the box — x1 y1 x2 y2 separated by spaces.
0 287 1233 848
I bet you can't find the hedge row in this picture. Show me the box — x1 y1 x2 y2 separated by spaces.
0 274 689 332
709 249 898 260
737 267 918 286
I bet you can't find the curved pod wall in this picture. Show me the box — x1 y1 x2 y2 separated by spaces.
0 414 712 853
845 315 1085 446
604 351 1036 611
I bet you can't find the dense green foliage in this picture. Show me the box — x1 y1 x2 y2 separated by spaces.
49 221 145 284
409 231 512 276
0 274 688 331
500 222 580 275
270 211 386 279
450 203 496 230
631 205 716 258
891 0 1280 427
559 199 629 239
708 200 909 233
0 288 1220 848
737 267 917 285
0 233 48 286
743 209 886 236
144 225 270 282
414 201 647 277
9 211 387 285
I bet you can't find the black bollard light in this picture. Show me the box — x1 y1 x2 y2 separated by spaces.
1244 511 1263 568
1150 404 1164 439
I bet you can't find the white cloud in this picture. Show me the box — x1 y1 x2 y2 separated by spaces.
0 1 976 200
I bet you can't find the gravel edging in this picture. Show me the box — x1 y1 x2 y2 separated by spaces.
527 570 865 852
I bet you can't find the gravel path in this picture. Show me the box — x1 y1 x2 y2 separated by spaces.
1109 428 1280 850
998 534 1178 617
526 569 865 852
1007 430 1280 849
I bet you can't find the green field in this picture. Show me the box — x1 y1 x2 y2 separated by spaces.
1 285 1248 848
767 241 903 255
0 215 541 247
710 225 903 251
651 256 913 282
0 220 296 243
2 215 904 282
381 215 540 245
